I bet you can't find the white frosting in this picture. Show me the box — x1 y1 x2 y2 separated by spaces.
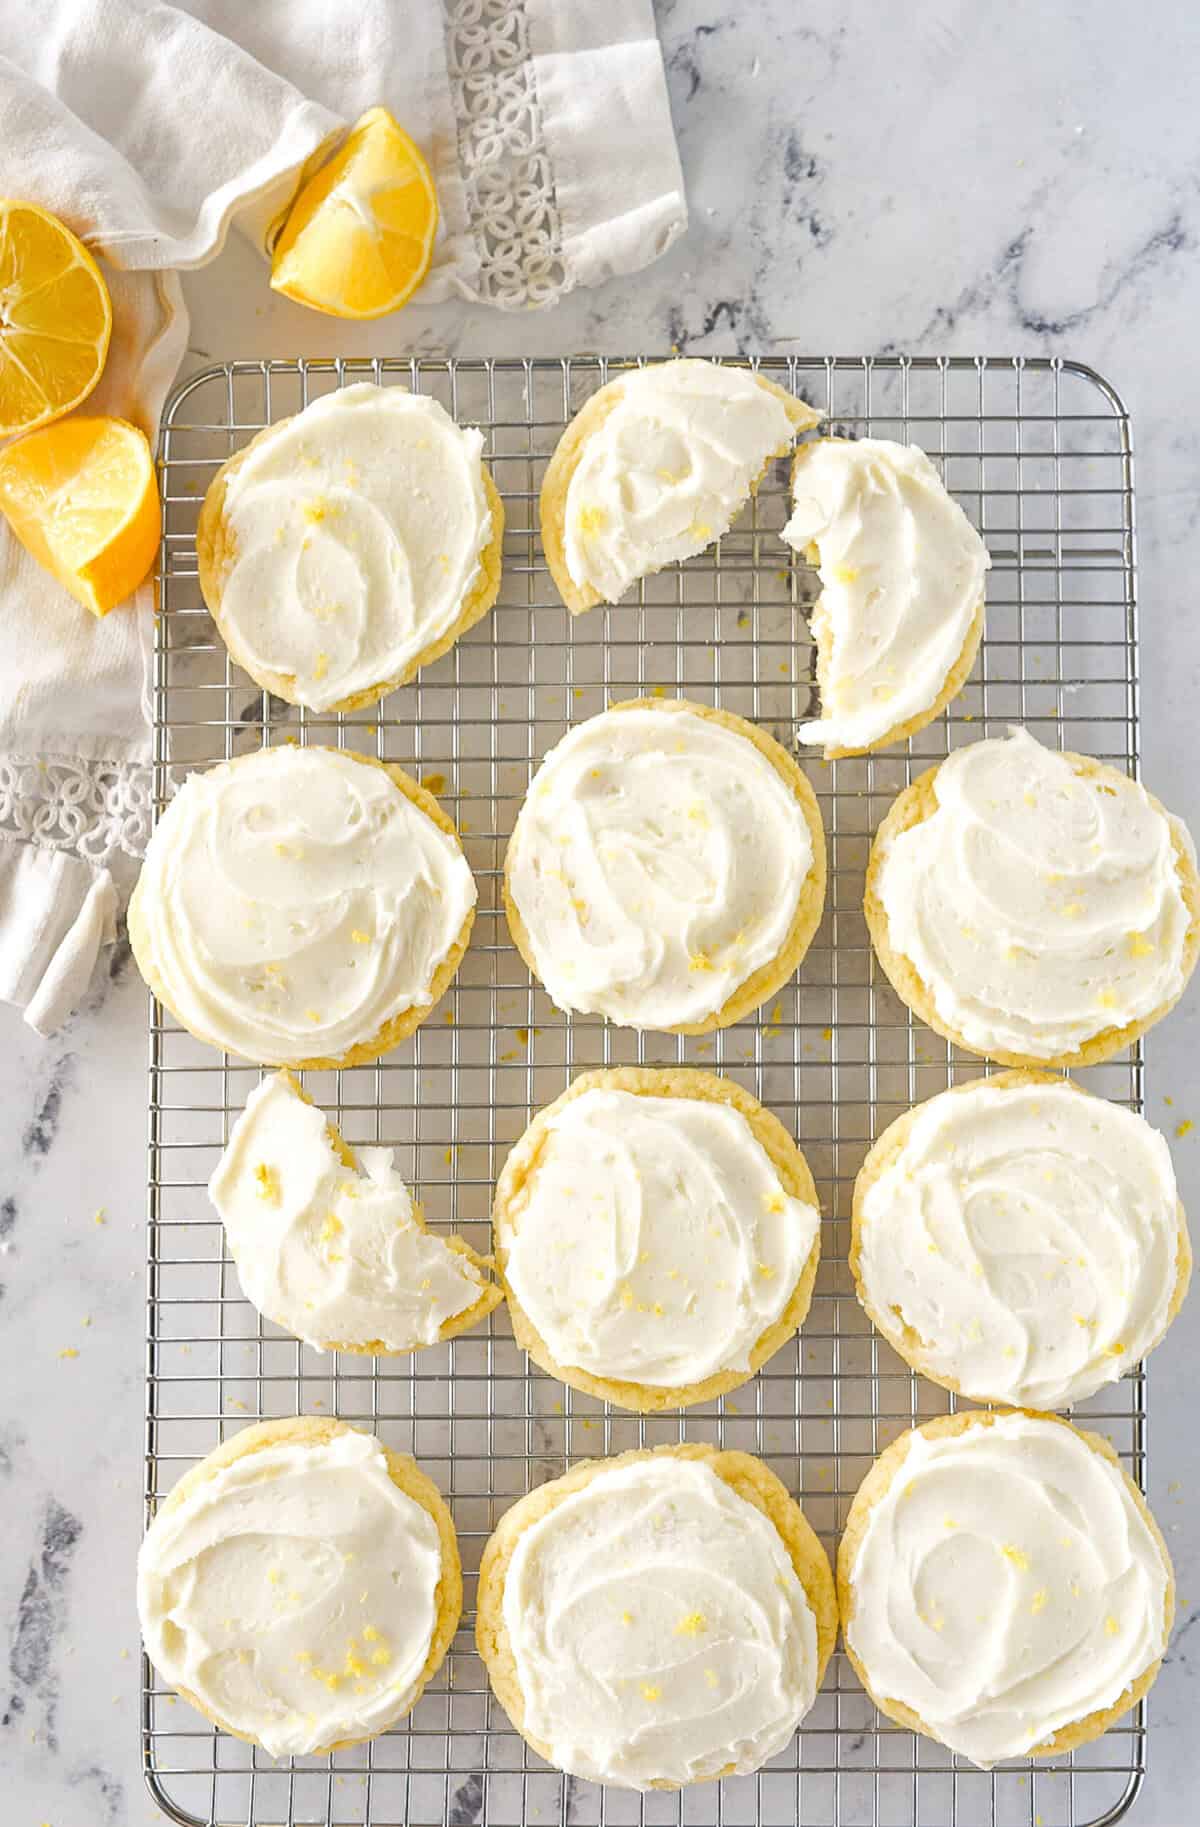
503 1456 821 1788
138 1429 445 1757
563 361 800 602
215 383 492 709
845 1414 1169 1766
506 707 815 1029
501 1086 818 1386
135 745 476 1065
209 1074 487 1351
874 728 1193 1059
783 439 989 751
857 1080 1181 1408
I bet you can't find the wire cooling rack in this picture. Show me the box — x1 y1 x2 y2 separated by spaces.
145 355 1147 1827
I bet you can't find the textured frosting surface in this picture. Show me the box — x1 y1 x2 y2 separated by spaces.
506 707 814 1029
783 439 988 749
210 1074 486 1351
502 1087 818 1385
875 728 1192 1058
216 383 491 708
136 746 475 1064
137 1430 443 1756
857 1079 1180 1407
845 1415 1169 1766
503 1456 820 1788
563 361 797 601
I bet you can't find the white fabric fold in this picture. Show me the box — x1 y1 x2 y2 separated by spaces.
527 0 687 288
0 0 686 1033
0 836 117 1035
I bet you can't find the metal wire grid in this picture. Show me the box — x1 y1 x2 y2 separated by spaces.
145 354 1147 1827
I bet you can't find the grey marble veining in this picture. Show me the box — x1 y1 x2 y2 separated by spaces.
4 3 1200 1822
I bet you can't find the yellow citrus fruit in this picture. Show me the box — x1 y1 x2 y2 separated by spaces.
0 416 160 616
270 107 438 319
0 199 113 438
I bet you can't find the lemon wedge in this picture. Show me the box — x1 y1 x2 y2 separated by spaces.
270 107 438 319
0 416 160 616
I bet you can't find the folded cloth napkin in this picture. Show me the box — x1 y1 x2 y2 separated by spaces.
0 0 686 1034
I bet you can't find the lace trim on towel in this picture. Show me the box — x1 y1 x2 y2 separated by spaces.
446 0 568 309
0 755 154 873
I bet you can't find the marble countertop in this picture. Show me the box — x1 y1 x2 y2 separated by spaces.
5 4 1199 1824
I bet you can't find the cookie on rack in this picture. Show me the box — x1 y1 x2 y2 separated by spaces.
210 1071 501 1353
493 1067 821 1411
540 357 821 612
503 697 826 1033
137 1417 461 1756
850 1070 1190 1409
837 1409 1174 1766
783 438 989 757
864 726 1200 1066
128 744 476 1067
476 1443 836 1789
196 382 504 711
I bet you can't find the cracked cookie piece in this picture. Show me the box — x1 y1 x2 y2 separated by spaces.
784 437 987 756
210 1071 500 1353
540 358 820 612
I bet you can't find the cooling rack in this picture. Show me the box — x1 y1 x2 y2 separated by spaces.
145 354 1147 1827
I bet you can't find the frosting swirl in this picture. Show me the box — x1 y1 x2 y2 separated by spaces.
506 705 817 1030
500 1084 818 1387
134 746 475 1064
210 383 493 710
502 1455 821 1788
563 361 804 602
783 439 988 751
844 1414 1170 1766
137 1427 446 1756
873 728 1193 1059
855 1078 1183 1408
210 1073 490 1351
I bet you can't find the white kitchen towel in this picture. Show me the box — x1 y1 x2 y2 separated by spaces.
0 0 687 1034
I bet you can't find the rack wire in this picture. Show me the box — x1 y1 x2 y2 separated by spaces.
145 355 1146 1827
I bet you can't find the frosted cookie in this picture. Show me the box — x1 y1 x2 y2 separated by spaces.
477 1444 836 1790
128 745 476 1068
137 1417 461 1756
209 1071 501 1353
197 383 504 711
504 698 826 1033
851 1071 1190 1409
783 438 988 757
837 1410 1173 1766
541 358 821 612
864 727 1200 1066
493 1067 821 1410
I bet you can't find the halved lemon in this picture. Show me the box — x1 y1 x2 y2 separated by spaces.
0 200 112 439
270 107 439 319
0 416 160 616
